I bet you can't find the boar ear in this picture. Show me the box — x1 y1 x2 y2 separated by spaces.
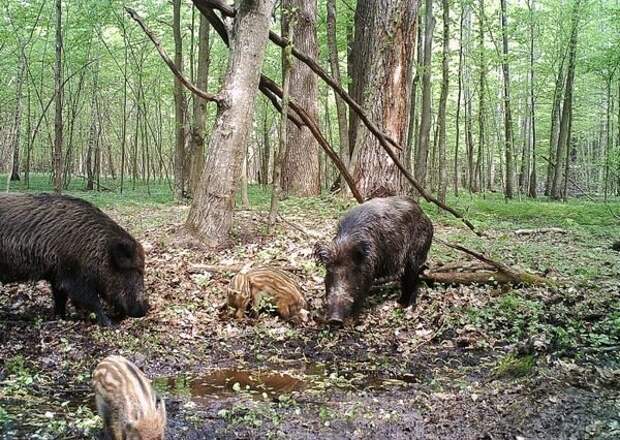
352 240 370 265
313 242 332 265
110 239 136 270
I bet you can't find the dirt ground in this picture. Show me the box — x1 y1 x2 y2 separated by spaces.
1 198 619 439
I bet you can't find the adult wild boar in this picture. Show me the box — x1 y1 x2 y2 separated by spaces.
314 196 433 327
0 193 148 326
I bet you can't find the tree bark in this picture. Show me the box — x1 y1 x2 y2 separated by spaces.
500 0 515 199
551 0 581 200
349 0 419 198
9 55 25 183
545 48 566 195
186 0 275 245
414 0 434 197
281 0 320 197
436 0 450 203
52 0 63 193
454 5 465 196
190 15 211 195
326 0 349 172
527 0 537 198
475 0 486 193
173 0 187 199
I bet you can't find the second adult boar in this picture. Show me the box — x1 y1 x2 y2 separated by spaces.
0 193 148 326
314 196 433 326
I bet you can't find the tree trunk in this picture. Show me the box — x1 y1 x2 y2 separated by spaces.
189 14 211 195
454 4 465 196
500 0 515 199
9 55 25 183
545 48 566 196
413 0 434 197
436 0 450 203
261 111 271 185
53 0 63 194
186 0 275 245
281 0 320 197
173 0 187 199
326 0 349 172
269 34 293 229
475 0 485 193
551 0 581 200
527 0 537 198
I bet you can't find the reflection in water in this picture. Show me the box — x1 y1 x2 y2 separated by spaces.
153 369 305 404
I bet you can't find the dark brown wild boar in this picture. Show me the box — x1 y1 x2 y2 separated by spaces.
314 196 433 327
0 193 148 326
227 267 306 320
93 355 166 440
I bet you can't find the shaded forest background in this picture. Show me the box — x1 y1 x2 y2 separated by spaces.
1 0 619 206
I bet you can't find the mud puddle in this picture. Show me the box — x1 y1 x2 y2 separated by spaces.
154 369 306 404
155 364 416 407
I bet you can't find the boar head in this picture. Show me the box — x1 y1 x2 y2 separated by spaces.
313 239 374 327
106 239 149 318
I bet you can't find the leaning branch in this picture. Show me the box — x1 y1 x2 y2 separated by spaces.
195 3 364 203
125 7 222 104
193 0 478 235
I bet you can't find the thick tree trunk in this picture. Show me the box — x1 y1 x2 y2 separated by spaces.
173 0 187 199
281 0 320 197
551 0 581 200
53 0 63 193
436 0 449 203
189 15 211 195
500 0 515 199
186 0 275 245
348 0 419 198
326 0 349 171
413 0 434 197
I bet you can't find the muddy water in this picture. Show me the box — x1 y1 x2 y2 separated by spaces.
154 364 415 406
153 369 306 404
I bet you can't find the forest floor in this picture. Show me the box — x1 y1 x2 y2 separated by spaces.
1 181 619 439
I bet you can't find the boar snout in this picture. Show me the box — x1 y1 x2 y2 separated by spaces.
126 300 149 318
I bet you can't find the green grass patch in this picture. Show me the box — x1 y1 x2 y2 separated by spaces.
493 353 536 378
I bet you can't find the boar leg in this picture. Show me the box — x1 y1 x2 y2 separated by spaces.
398 265 420 308
61 277 111 326
51 285 68 318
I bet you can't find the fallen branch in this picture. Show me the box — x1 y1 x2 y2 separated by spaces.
125 7 222 104
514 227 567 236
434 237 553 286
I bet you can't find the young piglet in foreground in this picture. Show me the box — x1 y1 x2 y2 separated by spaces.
93 355 166 440
227 267 306 321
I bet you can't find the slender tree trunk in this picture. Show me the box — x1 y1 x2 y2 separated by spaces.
9 54 25 183
52 0 63 193
326 0 349 171
281 0 320 196
604 75 613 201
173 0 187 199
190 15 211 195
500 0 515 199
551 0 581 200
475 0 485 193
436 0 449 203
186 0 275 244
414 0 434 196
454 4 465 196
545 48 566 195
261 112 271 185
528 0 537 198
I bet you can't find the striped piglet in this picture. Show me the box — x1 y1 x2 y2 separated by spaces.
93 355 166 440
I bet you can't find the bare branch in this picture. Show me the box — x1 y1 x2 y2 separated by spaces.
125 7 222 104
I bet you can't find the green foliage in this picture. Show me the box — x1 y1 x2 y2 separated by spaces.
494 353 536 378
